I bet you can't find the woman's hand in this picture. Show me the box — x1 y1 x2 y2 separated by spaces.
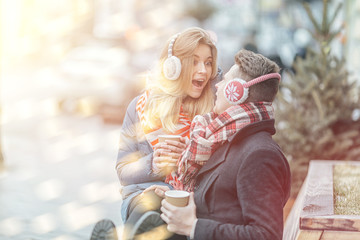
152 137 187 175
161 136 187 159
152 144 176 175
160 192 197 236
143 185 170 198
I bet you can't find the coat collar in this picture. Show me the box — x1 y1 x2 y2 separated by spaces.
196 119 276 177
228 119 275 143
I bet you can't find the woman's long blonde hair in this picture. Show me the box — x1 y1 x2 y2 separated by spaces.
144 27 218 133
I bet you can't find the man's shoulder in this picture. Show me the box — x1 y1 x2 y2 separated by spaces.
229 130 286 164
232 129 275 149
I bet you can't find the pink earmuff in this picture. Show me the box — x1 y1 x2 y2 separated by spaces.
224 73 281 105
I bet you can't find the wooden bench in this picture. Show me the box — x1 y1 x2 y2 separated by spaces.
283 160 360 240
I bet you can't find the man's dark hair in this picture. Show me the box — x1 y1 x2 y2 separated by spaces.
235 49 280 102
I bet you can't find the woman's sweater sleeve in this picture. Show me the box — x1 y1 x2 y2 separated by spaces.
115 96 163 186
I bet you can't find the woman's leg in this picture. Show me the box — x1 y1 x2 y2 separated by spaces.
123 190 187 240
123 190 164 239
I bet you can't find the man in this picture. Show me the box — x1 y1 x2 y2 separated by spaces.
155 49 291 240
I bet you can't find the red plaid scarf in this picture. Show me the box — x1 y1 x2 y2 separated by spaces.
171 102 274 191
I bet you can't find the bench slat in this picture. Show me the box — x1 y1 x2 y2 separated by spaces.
296 230 323 240
321 230 360 240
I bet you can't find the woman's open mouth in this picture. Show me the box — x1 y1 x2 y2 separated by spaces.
192 79 205 88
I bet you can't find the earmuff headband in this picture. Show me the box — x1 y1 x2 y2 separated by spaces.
243 73 281 88
167 34 179 58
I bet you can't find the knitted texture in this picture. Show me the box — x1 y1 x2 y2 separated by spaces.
171 102 274 191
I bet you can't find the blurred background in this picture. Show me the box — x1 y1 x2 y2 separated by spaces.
0 0 359 239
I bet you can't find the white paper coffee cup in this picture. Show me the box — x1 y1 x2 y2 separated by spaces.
165 190 190 207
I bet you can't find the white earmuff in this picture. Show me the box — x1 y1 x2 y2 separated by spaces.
224 73 281 105
163 34 181 80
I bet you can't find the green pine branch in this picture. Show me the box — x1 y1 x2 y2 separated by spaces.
275 0 360 166
303 0 343 44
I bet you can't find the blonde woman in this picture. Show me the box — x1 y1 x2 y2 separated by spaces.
114 27 219 240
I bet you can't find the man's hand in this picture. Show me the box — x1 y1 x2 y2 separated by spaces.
160 192 197 236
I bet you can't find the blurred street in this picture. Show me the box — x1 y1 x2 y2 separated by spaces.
0 64 124 239
1 1 359 239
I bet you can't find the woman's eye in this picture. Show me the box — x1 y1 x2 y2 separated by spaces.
206 61 212 66
194 60 198 65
